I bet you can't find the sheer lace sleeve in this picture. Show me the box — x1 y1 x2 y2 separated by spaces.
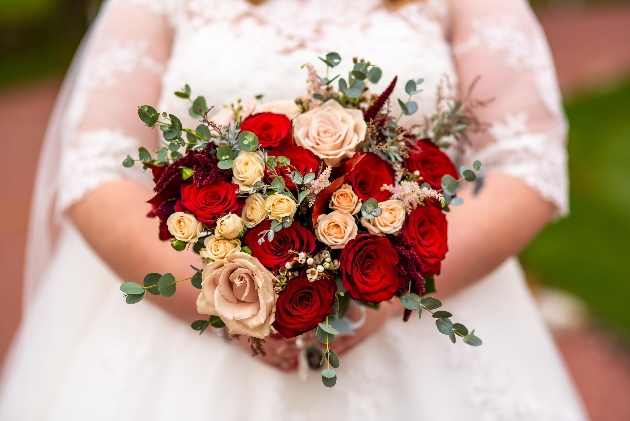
449 0 568 216
55 0 174 214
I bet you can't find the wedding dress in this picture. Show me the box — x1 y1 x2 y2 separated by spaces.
0 0 588 419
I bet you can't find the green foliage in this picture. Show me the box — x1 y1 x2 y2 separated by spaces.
143 273 161 295
157 273 176 297
360 198 382 220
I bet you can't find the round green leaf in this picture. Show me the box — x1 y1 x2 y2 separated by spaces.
339 78 348 94
463 169 477 182
191 320 209 331
327 350 340 368
143 273 162 295
122 155 135 168
367 67 382 84
158 273 177 297
322 369 336 379
217 145 233 160
435 318 453 336
420 297 442 310
405 80 417 96
316 326 335 344
318 323 340 335
120 282 145 295
217 159 234 170
125 291 145 304
452 323 469 336
209 316 226 328
432 310 453 319
351 70 367 80
400 293 420 311
473 160 483 171
322 374 337 388
463 333 483 347
346 87 362 99
138 147 151 162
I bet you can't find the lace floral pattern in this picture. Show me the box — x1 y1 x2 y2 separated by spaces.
453 15 563 120
464 113 569 216
57 130 150 214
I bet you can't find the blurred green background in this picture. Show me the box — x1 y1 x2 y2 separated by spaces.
0 0 629 338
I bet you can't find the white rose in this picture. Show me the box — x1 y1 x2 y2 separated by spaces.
232 151 265 191
200 236 241 262
360 200 406 235
265 193 297 221
315 211 358 249
166 212 203 242
242 193 269 228
197 252 276 338
215 213 245 239
256 100 301 120
294 99 367 166
330 184 361 214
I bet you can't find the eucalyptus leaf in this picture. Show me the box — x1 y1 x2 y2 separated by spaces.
143 273 162 295
120 282 145 295
473 160 483 171
463 169 477 182
318 323 340 335
322 369 336 379
125 291 145 304
303 173 316 184
316 326 335 344
397 98 409 115
322 374 337 388
191 272 202 289
351 70 367 80
420 296 442 310
463 332 483 347
196 124 211 140
191 320 209 331
217 159 234 170
138 147 151 162
441 174 458 195
432 310 453 319
435 318 454 335
327 350 340 368
400 293 421 311
157 273 176 297
452 323 469 336
367 67 382 83
217 145 233 161
339 78 348 94
209 315 226 328
450 197 464 206
346 87 361 99
122 155 135 168
238 131 258 152
298 190 309 204
405 80 417 95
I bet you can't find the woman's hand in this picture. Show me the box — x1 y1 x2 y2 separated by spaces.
331 300 403 356
229 300 404 372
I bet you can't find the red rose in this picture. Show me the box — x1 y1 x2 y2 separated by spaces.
401 203 448 275
273 274 337 339
404 139 457 190
240 112 292 149
180 180 239 226
339 234 402 303
244 220 316 271
268 145 320 189
344 152 395 202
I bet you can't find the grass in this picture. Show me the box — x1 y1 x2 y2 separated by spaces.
521 79 630 338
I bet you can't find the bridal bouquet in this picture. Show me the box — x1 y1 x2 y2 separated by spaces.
121 52 484 387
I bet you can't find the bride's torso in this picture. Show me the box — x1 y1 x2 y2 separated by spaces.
153 0 459 146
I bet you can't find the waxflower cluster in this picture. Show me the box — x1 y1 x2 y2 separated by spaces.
120 52 484 388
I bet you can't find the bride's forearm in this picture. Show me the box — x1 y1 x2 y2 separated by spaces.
435 173 556 296
68 179 202 321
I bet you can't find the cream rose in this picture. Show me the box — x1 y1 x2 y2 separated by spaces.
360 200 406 235
265 194 297 221
330 184 361 214
256 100 301 120
232 151 265 191
242 193 269 228
315 211 358 249
166 212 203 243
215 213 245 239
196 252 276 338
294 99 367 166
199 236 241 262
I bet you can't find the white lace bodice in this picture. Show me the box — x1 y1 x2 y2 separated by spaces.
54 0 569 218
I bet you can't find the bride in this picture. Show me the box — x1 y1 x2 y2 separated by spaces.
0 0 588 419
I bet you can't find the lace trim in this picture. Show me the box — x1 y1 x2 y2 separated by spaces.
56 130 150 214
467 113 569 217
182 0 449 52
447 344 582 421
453 15 563 120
